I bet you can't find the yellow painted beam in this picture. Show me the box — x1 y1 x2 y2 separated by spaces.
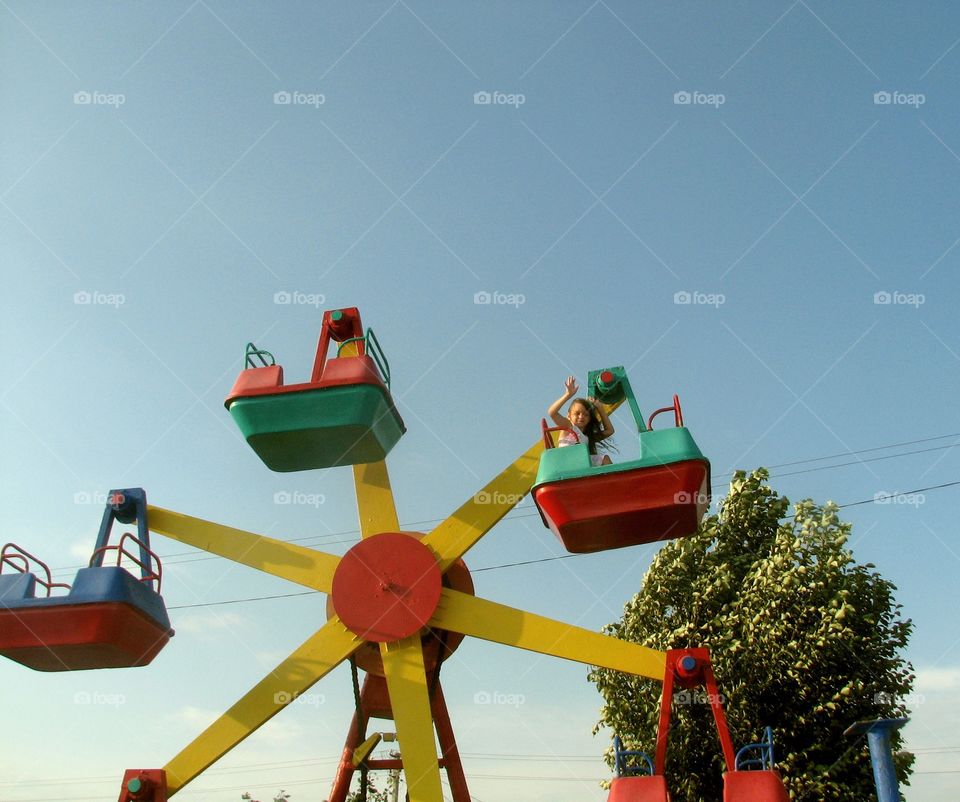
380 637 444 802
352 732 383 767
421 440 543 572
147 506 340 593
353 460 400 538
165 617 362 796
422 399 623 572
429 588 665 680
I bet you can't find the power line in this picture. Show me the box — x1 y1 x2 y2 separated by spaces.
838 480 960 507
157 475 960 611
745 443 960 483
40 431 960 587
710 432 960 479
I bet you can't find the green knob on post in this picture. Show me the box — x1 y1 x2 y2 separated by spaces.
127 777 143 793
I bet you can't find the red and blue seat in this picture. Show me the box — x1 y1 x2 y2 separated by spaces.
0 488 173 671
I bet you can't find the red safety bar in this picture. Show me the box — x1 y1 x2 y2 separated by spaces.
647 394 684 431
0 543 71 596
89 533 163 592
310 307 366 384
541 418 572 450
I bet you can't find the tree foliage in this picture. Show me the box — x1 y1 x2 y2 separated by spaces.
589 469 915 801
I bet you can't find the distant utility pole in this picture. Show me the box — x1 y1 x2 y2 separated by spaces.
388 750 401 802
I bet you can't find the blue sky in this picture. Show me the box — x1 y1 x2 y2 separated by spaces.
1 2 959 800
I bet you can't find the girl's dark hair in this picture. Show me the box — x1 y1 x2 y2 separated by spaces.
570 398 617 455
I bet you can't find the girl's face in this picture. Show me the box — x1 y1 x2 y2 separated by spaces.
568 401 592 430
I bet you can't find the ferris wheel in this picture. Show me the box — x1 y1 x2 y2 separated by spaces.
0 307 789 802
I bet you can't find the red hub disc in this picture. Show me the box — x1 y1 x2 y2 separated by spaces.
332 532 442 642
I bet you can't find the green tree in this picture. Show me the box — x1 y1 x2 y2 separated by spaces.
589 469 915 801
241 792 290 802
345 773 391 802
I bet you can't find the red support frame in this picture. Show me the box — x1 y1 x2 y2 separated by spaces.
654 648 736 775
310 307 365 383
327 673 470 802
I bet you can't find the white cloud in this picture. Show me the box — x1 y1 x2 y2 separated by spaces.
915 666 960 691
173 610 248 635
164 705 220 732
69 540 91 561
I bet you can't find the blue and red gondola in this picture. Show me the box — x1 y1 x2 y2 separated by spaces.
225 307 405 472
532 367 711 553
0 488 174 671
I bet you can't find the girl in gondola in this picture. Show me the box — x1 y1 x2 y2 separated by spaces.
547 375 615 466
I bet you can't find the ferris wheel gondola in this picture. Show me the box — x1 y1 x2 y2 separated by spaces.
225 307 405 472
0 489 173 671
532 367 711 553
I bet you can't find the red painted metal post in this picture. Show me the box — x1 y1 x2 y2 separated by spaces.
702 660 737 772
327 706 367 802
431 683 471 802
653 655 676 775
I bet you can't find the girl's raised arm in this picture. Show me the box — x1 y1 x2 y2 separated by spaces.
547 376 578 428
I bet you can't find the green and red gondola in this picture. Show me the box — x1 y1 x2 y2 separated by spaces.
532 367 711 553
225 307 405 472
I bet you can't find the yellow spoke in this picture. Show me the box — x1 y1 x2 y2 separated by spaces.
380 637 444 802
148 506 340 592
353 460 400 538
421 400 623 571
429 588 665 679
165 617 362 795
421 440 543 571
